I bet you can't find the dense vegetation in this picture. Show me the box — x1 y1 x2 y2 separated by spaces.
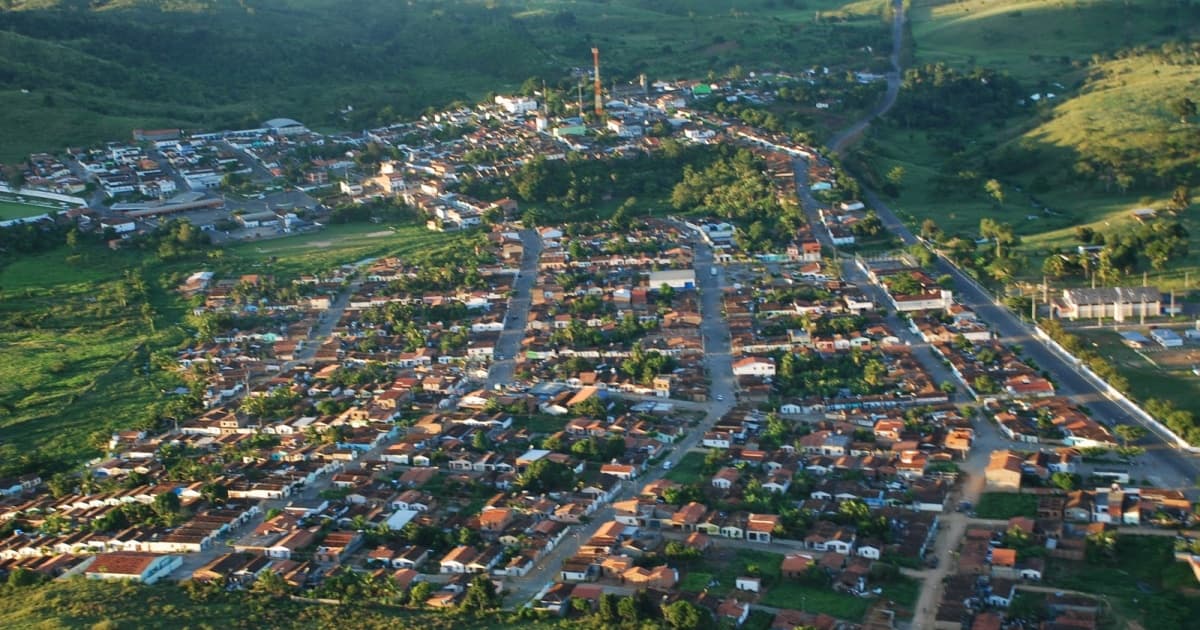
0 0 891 160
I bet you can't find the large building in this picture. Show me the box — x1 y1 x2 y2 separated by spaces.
1058 287 1161 321
84 552 182 585
648 269 696 290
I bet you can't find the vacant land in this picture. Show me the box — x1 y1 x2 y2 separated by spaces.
0 577 552 630
664 450 708 483
974 492 1037 519
909 0 1198 84
1043 535 1200 628
1073 327 1200 419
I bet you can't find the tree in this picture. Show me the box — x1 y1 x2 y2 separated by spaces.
251 570 290 598
662 599 708 629
152 491 181 521
1050 471 1079 491
985 178 1005 206
1168 185 1192 213
200 482 228 506
1169 97 1197 123
460 574 500 613
518 459 575 493
408 580 433 607
1114 424 1146 447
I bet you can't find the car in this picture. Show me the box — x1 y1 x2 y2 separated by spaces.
715 394 725 401
662 461 672 470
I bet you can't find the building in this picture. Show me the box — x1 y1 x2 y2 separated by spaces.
648 269 696 290
1058 287 1161 321
84 552 182 585
1151 328 1183 348
985 450 1023 491
263 118 308 136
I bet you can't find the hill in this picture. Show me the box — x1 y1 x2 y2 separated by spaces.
856 0 1200 280
0 0 892 160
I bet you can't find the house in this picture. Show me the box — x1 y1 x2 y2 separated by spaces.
781 553 814 578
84 552 182 585
439 545 477 574
985 450 1023 491
712 467 739 490
1151 328 1183 348
716 598 751 627
732 357 776 377
735 576 762 593
648 269 696 290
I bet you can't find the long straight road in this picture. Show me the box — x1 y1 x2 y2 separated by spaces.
865 183 1200 489
487 229 542 388
505 226 736 606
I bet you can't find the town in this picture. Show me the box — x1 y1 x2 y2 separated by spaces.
2 56 1200 630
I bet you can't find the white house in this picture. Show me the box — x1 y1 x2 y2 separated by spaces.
734 576 761 593
83 552 181 585
732 357 776 377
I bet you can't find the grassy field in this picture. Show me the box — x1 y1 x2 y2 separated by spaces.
974 492 1038 519
0 199 56 220
858 0 1200 282
220 223 465 279
908 0 1200 84
1043 535 1200 628
665 450 708 483
1073 327 1200 419
0 220 463 475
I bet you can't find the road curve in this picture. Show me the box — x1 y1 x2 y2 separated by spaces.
828 0 906 156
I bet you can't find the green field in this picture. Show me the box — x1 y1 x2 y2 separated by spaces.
909 0 1199 84
0 0 892 160
0 220 464 477
1074 327 1200 419
1043 535 1200 628
0 197 61 220
664 450 708 483
974 492 1037 519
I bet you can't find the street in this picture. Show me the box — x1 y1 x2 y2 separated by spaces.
487 229 542 388
504 225 737 605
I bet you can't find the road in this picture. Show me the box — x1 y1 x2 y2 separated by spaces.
867 188 1200 488
487 229 542 387
828 0 906 156
505 227 737 606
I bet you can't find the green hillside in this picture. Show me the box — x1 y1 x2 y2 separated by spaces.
858 0 1200 281
0 0 891 160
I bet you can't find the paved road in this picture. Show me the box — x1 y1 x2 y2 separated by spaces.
487 229 542 388
504 227 737 606
829 0 906 156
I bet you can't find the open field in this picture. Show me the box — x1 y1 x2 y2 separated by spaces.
0 199 55 220
908 0 1200 84
974 492 1037 519
863 1 1200 282
1073 327 1200 419
0 0 892 160
1042 535 1200 628
0 220 464 476
664 450 708 483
